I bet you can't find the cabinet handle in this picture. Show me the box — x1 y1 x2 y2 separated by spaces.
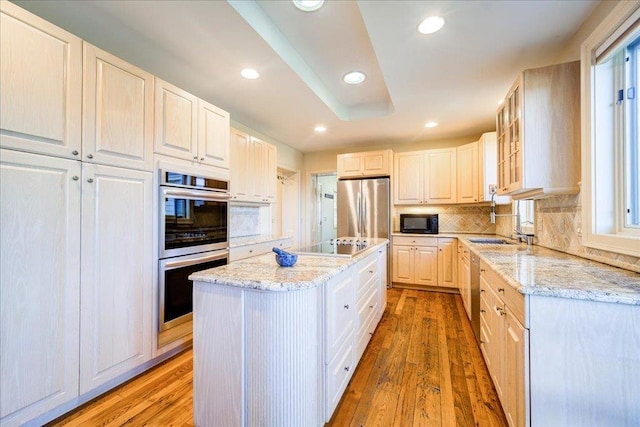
344 304 350 310
369 332 374 336
87 178 94 183
249 250 253 253
498 288 505 293
481 289 485 294
369 305 374 309
72 150 79 156
344 366 350 372
72 176 79 181
193 156 198 160
86 154 93 159
480 309 485 314
480 268 486 272
369 270 373 274
200 157 204 161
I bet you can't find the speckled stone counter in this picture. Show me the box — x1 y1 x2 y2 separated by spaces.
229 234 291 248
457 236 640 305
190 239 388 292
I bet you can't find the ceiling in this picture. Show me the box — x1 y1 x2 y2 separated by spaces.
14 0 600 153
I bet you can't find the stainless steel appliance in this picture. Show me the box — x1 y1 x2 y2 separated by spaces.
337 177 390 239
296 237 371 258
400 213 439 234
158 170 230 344
470 252 481 342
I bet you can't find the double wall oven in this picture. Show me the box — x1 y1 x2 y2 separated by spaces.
158 170 229 345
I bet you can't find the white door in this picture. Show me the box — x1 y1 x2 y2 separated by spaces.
80 163 153 393
0 149 81 424
198 99 230 169
0 2 82 159
82 43 154 171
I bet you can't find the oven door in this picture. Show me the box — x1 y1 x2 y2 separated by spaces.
160 187 229 258
159 250 228 332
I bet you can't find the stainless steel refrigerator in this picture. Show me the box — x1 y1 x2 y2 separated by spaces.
337 177 390 239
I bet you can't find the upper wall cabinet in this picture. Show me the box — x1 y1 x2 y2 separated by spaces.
154 78 230 169
456 141 478 203
496 61 580 199
337 149 392 179
394 148 457 205
478 132 510 204
0 1 82 160
230 128 277 203
83 43 154 171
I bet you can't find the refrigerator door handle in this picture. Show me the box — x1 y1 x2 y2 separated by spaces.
356 191 361 235
362 195 367 235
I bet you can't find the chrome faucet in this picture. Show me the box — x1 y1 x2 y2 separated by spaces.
513 227 534 246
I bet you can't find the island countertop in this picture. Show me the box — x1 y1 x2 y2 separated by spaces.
456 236 640 305
189 239 389 292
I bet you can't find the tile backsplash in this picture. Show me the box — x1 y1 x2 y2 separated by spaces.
394 205 496 234
496 196 640 272
230 206 269 238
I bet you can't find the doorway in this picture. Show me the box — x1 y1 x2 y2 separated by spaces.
310 172 337 244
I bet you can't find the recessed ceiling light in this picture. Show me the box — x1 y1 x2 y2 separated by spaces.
343 71 366 85
240 68 259 79
314 125 326 133
292 0 324 12
418 16 445 35
424 121 438 128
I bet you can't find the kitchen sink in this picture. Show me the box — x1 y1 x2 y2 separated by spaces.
468 238 513 244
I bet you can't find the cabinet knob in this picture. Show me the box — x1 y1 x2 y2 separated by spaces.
369 270 373 274
72 176 79 181
498 288 505 293
249 250 253 253
200 157 204 161
86 154 93 159
193 156 198 160
72 150 79 156
369 332 373 336
480 309 486 314
344 304 350 310
480 268 486 272
344 366 350 372
369 305 374 309
481 289 485 294
87 178 94 183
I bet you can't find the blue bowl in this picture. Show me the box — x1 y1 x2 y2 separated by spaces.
275 253 298 267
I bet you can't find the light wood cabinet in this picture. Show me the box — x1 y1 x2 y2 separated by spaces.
337 149 391 179
394 148 457 205
392 236 455 289
457 242 471 319
0 149 81 425
83 43 154 171
478 132 510 204
437 238 457 288
479 261 528 427
154 78 230 169
79 164 153 393
457 141 479 203
497 61 580 199
0 1 82 160
230 128 278 203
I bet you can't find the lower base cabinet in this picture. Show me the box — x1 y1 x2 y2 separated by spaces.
392 236 457 289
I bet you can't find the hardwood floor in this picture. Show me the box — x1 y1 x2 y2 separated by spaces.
48 289 506 427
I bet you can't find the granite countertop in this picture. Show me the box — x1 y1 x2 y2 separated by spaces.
190 239 388 292
456 236 640 305
229 235 291 248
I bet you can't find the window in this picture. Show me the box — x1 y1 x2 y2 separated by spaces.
582 3 640 257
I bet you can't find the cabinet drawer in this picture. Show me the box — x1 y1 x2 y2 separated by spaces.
480 261 526 326
325 338 354 421
357 286 379 334
325 273 355 361
393 236 438 247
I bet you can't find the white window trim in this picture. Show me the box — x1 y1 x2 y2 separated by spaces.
581 1 640 257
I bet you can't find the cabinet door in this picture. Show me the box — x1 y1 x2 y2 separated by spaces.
457 141 478 203
0 149 81 423
414 246 438 286
80 164 153 393
198 99 230 169
496 105 509 194
393 151 423 205
506 81 522 193
324 271 355 361
361 150 390 176
154 78 197 161
504 309 527 427
263 143 278 202
250 138 266 201
0 2 82 159
437 238 457 288
337 153 363 178
230 129 250 200
483 280 505 402
83 43 154 171
392 245 414 284
425 149 457 203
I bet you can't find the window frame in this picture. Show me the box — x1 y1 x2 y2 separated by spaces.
581 1 640 257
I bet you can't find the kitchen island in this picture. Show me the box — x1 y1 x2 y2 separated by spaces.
189 240 388 426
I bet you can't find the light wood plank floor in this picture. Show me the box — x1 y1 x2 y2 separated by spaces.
48 289 506 427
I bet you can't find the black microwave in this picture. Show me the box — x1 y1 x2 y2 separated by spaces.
400 214 439 234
